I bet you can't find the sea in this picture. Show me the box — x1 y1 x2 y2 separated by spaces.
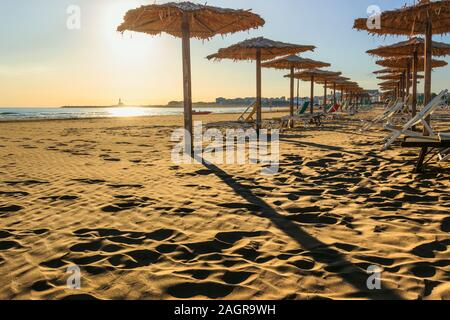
0 106 284 121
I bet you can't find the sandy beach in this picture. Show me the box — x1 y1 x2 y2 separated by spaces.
0 109 449 300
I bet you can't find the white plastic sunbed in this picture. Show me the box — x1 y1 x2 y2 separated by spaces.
382 90 448 150
360 98 405 131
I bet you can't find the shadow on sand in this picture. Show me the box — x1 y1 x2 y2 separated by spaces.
193 153 403 300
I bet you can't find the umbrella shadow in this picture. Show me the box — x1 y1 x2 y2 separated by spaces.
193 154 403 300
280 138 400 163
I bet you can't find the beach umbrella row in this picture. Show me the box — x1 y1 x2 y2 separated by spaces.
368 37 450 113
354 0 450 134
261 55 330 124
207 37 315 133
117 2 265 153
285 69 342 114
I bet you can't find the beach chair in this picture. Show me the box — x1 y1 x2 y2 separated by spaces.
324 103 341 120
360 98 404 131
279 101 323 129
207 101 257 131
237 101 257 122
400 133 450 172
389 95 413 125
280 101 309 128
382 90 448 150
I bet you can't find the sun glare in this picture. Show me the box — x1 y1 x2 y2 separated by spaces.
107 107 147 118
99 1 154 60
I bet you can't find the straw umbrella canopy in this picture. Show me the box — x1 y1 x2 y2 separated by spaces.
117 2 264 154
316 76 350 105
324 76 351 104
367 37 450 58
376 56 448 69
354 0 450 136
376 57 447 100
207 37 315 133
286 69 342 113
368 37 450 114
373 68 398 74
377 73 424 80
262 55 329 122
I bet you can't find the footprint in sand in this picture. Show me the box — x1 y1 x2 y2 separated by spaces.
441 217 450 232
222 271 254 285
411 240 449 258
0 204 23 214
39 195 79 201
5 180 48 186
0 191 29 197
101 196 152 213
73 178 106 185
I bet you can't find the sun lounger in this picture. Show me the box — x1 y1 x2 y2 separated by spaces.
237 101 257 122
400 133 450 172
382 90 448 150
280 101 322 129
360 98 405 131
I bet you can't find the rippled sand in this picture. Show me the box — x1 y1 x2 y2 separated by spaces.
0 109 449 300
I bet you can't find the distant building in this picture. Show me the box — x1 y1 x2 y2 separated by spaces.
216 96 288 107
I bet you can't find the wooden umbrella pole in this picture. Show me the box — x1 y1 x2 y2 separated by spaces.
289 66 294 127
400 73 405 100
323 80 327 111
256 48 262 135
181 14 193 155
310 75 314 114
406 59 411 100
412 48 418 117
296 79 300 109
423 18 432 135
333 82 336 105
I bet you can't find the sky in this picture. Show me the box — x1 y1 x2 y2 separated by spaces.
0 0 449 107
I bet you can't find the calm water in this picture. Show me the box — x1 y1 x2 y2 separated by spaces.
0 106 283 121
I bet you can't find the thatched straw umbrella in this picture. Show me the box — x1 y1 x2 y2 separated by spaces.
354 0 450 135
367 37 450 115
117 2 264 154
316 76 350 106
319 79 357 104
377 73 424 80
376 56 448 69
261 55 328 124
376 56 447 101
207 37 315 133
373 68 398 74
286 69 341 113
320 76 351 105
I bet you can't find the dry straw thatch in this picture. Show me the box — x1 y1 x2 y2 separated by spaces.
376 56 448 69
373 68 399 74
285 69 342 81
261 55 329 69
378 79 415 86
367 37 450 57
353 0 450 36
207 37 315 61
117 1 265 39
377 73 424 80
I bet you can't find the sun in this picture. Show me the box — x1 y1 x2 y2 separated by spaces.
99 1 153 60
